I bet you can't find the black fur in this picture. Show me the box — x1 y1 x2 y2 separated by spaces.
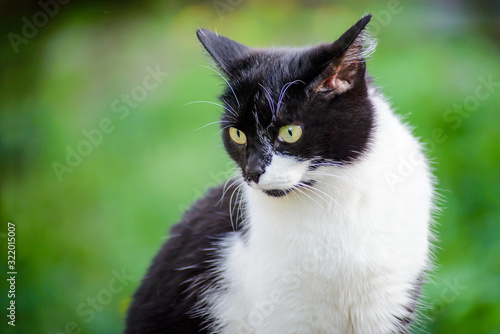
197 16 374 194
394 272 425 333
124 16 419 333
125 184 243 333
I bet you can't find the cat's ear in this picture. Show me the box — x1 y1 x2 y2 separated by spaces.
308 15 374 94
196 29 251 76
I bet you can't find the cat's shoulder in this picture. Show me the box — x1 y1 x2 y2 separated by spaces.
176 181 243 235
124 181 242 333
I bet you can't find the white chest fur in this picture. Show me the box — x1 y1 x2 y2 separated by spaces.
203 92 434 334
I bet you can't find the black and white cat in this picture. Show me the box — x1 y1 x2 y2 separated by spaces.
125 15 435 334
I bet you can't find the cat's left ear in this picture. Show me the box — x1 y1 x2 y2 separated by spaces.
308 15 374 94
196 29 251 76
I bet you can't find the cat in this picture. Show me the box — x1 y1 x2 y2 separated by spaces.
125 14 435 334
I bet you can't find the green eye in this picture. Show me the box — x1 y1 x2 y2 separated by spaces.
278 125 303 143
229 127 247 145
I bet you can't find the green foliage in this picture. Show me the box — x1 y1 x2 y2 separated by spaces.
1 1 499 333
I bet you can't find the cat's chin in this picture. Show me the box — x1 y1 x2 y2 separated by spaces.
247 182 294 197
262 188 292 197
255 180 316 198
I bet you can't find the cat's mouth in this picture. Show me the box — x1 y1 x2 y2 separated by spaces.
257 180 315 198
262 188 293 197
243 154 314 197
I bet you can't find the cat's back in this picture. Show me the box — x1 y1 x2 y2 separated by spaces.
125 183 242 334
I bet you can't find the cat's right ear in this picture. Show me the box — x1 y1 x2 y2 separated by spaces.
306 15 374 95
196 29 251 76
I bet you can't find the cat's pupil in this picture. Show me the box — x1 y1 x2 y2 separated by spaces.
287 128 293 136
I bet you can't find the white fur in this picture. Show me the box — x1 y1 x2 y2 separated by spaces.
203 89 434 334
254 154 310 192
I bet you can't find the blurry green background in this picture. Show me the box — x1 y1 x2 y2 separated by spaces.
1 0 499 333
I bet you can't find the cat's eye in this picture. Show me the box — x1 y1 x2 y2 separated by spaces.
278 125 303 143
229 127 247 145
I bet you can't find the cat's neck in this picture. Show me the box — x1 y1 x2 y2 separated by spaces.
209 91 432 334
239 89 431 269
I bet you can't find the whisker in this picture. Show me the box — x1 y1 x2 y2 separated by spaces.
306 171 351 183
194 120 230 131
218 125 232 134
258 83 276 119
276 80 305 115
302 182 350 215
301 183 336 205
220 176 242 207
307 169 386 198
229 183 244 232
294 184 327 211
293 187 306 205
221 97 239 119
199 65 241 108
184 100 234 115
235 184 245 230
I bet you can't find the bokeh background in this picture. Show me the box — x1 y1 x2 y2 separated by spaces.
1 0 499 333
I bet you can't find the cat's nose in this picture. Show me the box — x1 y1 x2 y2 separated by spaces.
245 165 264 184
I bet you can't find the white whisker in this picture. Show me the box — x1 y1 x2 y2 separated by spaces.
258 83 276 119
199 65 241 108
300 183 339 210
229 182 244 232
294 185 326 211
221 97 239 119
194 120 230 131
220 176 242 207
184 100 233 115
276 80 305 115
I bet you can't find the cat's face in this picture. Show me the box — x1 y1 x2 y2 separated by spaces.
197 16 375 197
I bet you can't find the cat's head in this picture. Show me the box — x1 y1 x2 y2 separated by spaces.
197 15 375 197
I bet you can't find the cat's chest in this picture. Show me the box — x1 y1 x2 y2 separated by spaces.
208 189 391 333
242 183 383 270
239 192 380 285
201 175 426 334
217 232 358 333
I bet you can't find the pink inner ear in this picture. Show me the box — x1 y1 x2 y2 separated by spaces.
324 73 352 93
325 74 337 89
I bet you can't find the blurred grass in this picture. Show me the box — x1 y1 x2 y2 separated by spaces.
1 0 499 333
